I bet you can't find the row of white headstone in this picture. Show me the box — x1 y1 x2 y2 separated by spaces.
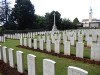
0 45 88 75
0 36 5 42
20 38 100 61
18 30 100 47
4 34 20 40
4 29 100 44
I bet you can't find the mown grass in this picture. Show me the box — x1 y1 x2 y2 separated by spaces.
0 39 100 75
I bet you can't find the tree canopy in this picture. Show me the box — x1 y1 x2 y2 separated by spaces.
73 17 80 26
10 0 35 30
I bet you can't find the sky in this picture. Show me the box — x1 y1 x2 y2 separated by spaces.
6 0 100 21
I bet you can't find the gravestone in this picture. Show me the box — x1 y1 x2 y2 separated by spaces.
51 37 55 43
0 45 2 60
97 35 100 44
64 41 70 55
0 36 1 42
24 38 27 47
87 37 92 47
34 39 37 49
20 37 23 46
8 48 14 68
68 66 88 75
92 34 97 41
27 54 36 75
76 42 84 58
43 59 56 75
70 37 74 46
91 44 100 61
38 36 41 41
39 39 44 50
58 34 61 41
1 36 3 42
2 46 8 63
28 38 32 48
78 36 83 43
42 36 46 42
54 40 60 54
16 51 24 73
47 36 50 40
46 40 51 52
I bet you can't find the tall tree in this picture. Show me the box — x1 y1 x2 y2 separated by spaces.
34 15 46 29
12 0 35 30
45 12 50 30
73 17 79 26
61 18 75 29
0 0 11 29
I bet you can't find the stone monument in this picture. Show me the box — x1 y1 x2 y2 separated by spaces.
52 12 58 31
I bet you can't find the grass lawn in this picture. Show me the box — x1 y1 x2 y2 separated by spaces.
0 39 100 75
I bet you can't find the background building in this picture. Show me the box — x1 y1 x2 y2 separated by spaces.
82 7 100 28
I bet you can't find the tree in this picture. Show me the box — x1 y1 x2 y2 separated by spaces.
45 12 50 30
61 18 75 30
12 0 35 30
73 17 79 26
34 15 46 29
7 9 18 30
0 0 12 29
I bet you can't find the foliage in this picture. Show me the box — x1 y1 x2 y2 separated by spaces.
34 15 46 29
73 17 80 26
10 0 35 30
0 0 12 29
0 26 5 35
61 18 75 30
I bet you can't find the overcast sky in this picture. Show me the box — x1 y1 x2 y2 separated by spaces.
9 0 100 21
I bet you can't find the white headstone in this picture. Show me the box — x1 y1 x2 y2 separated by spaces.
39 39 44 50
51 37 55 43
43 59 56 75
0 36 1 42
28 38 32 48
42 36 46 42
91 44 100 61
78 36 83 43
8 48 14 68
0 45 3 60
3 36 5 42
54 40 60 54
16 51 24 73
92 34 97 41
97 36 100 44
87 37 92 47
76 42 84 58
24 38 27 46
38 36 41 41
64 41 70 55
70 37 74 46
1 36 3 42
34 39 37 49
2 46 8 63
47 36 50 40
68 66 88 75
27 54 36 75
20 37 23 46
46 40 51 52
58 34 61 41
63 35 67 44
